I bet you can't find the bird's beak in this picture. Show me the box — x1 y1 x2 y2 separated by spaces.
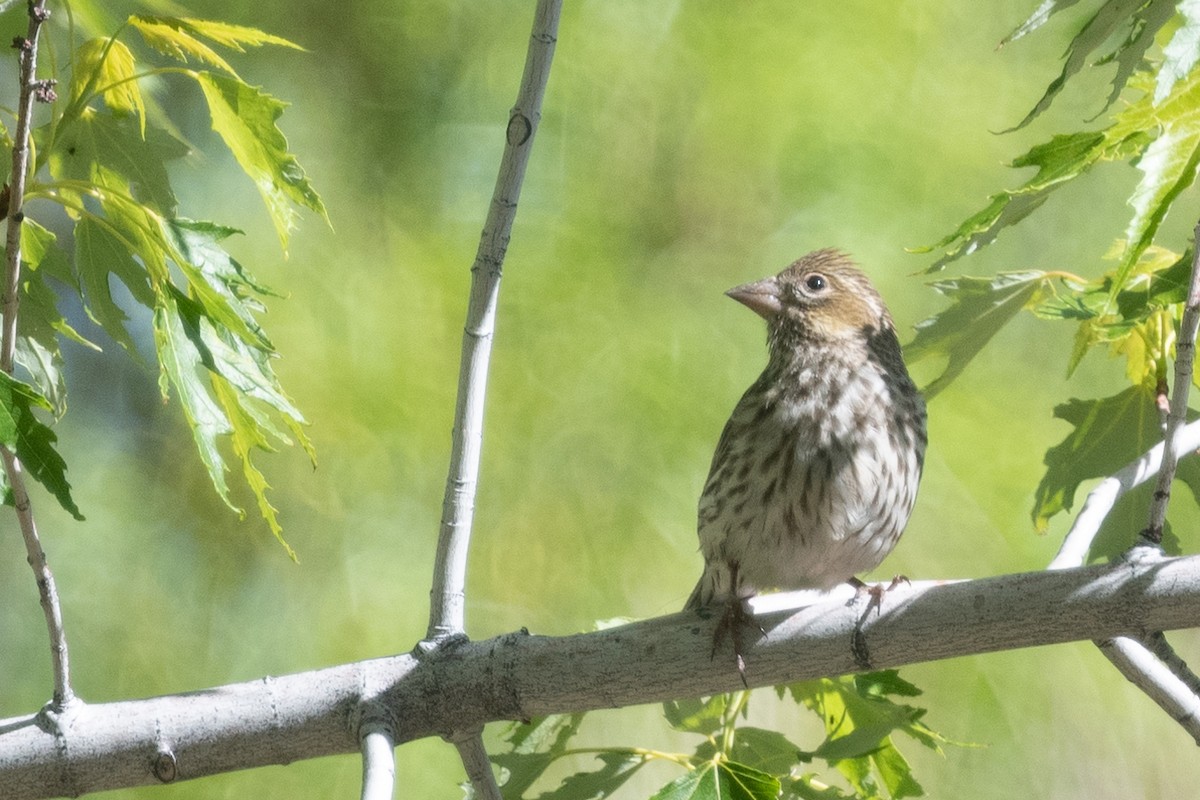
726 276 782 319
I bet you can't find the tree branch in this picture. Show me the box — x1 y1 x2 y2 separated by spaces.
1143 226 1200 543
2 0 73 712
426 0 562 644
4 556 1200 799
359 722 395 800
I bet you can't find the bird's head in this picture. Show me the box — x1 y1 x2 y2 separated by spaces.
726 249 895 355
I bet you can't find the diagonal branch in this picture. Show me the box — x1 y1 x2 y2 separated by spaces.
2 0 73 711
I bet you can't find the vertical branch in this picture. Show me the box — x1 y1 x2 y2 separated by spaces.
2 0 73 710
426 0 562 642
359 722 396 800
1143 228 1200 544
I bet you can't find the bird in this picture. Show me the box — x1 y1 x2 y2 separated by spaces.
684 249 927 667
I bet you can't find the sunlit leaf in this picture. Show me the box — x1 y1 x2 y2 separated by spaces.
192 71 328 249
71 38 146 135
1156 0 1200 103
1032 386 1200 532
693 726 806 776
916 133 1106 271
0 372 82 520
493 714 586 799
173 17 304 52
131 16 237 74
50 108 189 213
904 272 1048 399
153 291 236 511
651 760 780 800
784 773 859 800
664 695 730 735
1006 0 1149 130
74 215 151 352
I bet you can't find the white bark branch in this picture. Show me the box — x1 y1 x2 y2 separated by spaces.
1097 635 1200 744
1 0 73 712
1049 419 1200 570
359 723 395 800
4 555 1200 799
426 0 561 643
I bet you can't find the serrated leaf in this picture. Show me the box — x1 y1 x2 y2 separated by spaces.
74 215 152 352
50 109 189 214
1097 0 1178 112
1000 0 1084 46
71 38 146 134
904 272 1048 399
651 760 780 800
664 695 730 735
1109 87 1200 303
192 72 328 249
130 16 237 75
1007 0 1147 130
1032 386 1200 531
693 727 806 776
918 132 1106 271
1157 0 1200 103
153 292 236 510
493 714 585 799
0 372 82 520
533 752 647 800
173 17 304 52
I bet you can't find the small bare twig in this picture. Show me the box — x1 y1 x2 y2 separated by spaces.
1053 223 1200 745
1143 227 1200 544
2 0 73 711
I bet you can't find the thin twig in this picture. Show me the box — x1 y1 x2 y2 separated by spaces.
425 0 562 642
1143 226 1200 544
1096 636 1200 745
1049 419 1200 569
2 0 73 710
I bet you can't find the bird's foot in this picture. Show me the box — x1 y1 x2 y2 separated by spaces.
848 575 909 615
710 595 764 685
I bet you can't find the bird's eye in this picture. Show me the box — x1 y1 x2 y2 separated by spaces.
804 274 828 293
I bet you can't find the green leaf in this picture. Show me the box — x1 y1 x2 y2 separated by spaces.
784 774 859 800
1156 0 1200 103
854 671 923 700
1006 0 1148 131
664 695 731 735
493 714 586 799
917 132 1106 271
1108 70 1200 303
904 272 1048 399
533 752 647 800
74 215 152 352
192 71 328 249
0 372 82 520
693 727 806 776
650 760 780 800
153 292 236 510
71 38 146 133
50 108 189 214
1000 0 1084 46
130 16 301 77
1032 386 1200 532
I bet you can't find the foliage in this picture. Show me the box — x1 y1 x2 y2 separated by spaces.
1 4 325 552
911 0 1200 556
486 673 954 800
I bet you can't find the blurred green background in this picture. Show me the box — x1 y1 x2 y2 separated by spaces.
2 1 1199 797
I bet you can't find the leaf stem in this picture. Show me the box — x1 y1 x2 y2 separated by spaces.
425 0 561 641
2 0 74 710
1142 219 1200 544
